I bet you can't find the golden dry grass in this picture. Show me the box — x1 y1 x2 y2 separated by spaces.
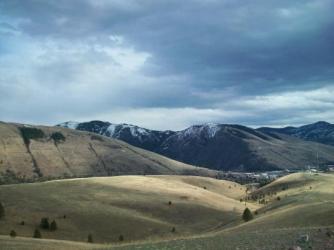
0 175 252 245
1 173 333 250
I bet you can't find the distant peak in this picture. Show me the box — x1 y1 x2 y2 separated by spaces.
57 121 79 129
180 123 221 138
312 121 330 126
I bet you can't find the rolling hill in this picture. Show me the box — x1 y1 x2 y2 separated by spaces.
59 121 334 171
0 175 252 244
126 172 334 250
0 122 217 184
1 172 333 249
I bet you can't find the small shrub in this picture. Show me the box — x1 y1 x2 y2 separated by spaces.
10 230 16 237
254 210 258 215
33 229 41 238
40 217 49 229
91 135 104 142
63 215 66 219
277 196 281 201
242 208 253 222
87 233 93 243
119 235 124 241
20 221 25 225
51 132 66 143
0 202 4 219
203 186 207 190
171 227 176 233
168 201 172 206
50 220 57 231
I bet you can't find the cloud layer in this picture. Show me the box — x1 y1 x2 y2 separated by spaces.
1 0 334 130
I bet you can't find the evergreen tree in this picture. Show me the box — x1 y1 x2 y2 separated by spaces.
87 233 93 243
33 229 41 238
50 220 57 231
0 202 5 219
10 230 16 237
242 207 253 222
119 235 124 241
40 217 49 229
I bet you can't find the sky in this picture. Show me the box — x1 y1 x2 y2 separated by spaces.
0 0 334 130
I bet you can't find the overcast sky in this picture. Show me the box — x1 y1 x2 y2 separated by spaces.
1 0 334 130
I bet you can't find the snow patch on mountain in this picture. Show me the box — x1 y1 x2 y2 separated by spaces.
106 124 117 136
177 123 221 139
105 123 150 139
58 121 79 130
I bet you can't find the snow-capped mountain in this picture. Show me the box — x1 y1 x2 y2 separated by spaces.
58 120 334 172
175 123 221 139
58 120 174 151
59 121 79 130
258 121 334 146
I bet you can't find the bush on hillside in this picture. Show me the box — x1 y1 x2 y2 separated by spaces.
0 202 4 219
91 135 104 142
33 229 41 238
10 230 16 237
242 208 253 222
87 233 93 243
51 132 66 143
19 127 45 145
50 220 57 231
40 217 49 229
119 235 124 241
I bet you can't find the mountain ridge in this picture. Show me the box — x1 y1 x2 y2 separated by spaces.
58 120 334 171
258 121 334 146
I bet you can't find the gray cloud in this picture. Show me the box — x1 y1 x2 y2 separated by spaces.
0 0 334 129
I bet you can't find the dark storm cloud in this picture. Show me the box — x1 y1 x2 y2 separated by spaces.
0 0 334 129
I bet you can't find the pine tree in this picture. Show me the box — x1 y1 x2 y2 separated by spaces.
87 233 93 243
40 217 49 229
33 229 41 238
10 230 16 237
119 235 124 241
50 220 57 231
242 207 253 222
0 202 5 219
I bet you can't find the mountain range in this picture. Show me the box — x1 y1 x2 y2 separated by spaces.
258 121 334 146
58 120 334 172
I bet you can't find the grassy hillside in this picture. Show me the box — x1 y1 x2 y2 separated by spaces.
0 122 218 184
1 173 333 249
0 175 251 244
109 172 334 250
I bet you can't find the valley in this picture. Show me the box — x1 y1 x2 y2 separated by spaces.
1 122 334 249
